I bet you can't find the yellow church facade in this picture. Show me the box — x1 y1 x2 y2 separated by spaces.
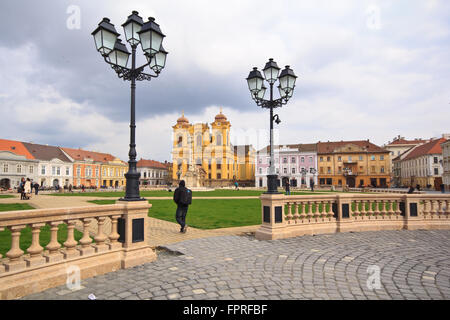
171 110 255 187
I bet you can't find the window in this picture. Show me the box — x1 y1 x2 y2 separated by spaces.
52 166 56 175
338 156 342 161
259 168 262 174
380 155 384 160
338 179 342 185
283 168 287 174
144 172 147 178
434 157 438 164
326 178 332 185
327 167 331 174
319 178 325 185
283 157 287 164
17 164 22 173
320 157 323 162
29 166 33 174
196 134 202 146
309 157 312 162
371 155 375 161
217 173 221 179
258 158 262 164
77 167 81 177
66 167 70 175
359 155 363 161
371 166 376 173
338 166 342 173
348 156 352 162
95 168 99 177
434 168 439 175
216 134 222 146
301 157 305 163
56 167 61 175
291 157 296 163
41 166 46 175
360 166 364 172
381 166 385 173
177 136 182 147
320 167 324 174
3 163 8 173
327 157 331 162
291 168 295 174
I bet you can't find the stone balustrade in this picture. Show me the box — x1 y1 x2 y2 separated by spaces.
0 201 155 300
256 193 450 240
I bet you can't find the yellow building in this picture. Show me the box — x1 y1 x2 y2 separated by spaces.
100 157 127 188
317 140 391 188
171 110 255 187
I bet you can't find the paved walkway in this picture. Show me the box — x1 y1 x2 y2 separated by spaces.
22 230 450 300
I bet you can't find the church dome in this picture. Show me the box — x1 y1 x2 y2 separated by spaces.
215 109 227 122
177 112 189 125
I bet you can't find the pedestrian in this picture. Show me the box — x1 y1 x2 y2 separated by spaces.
416 184 421 192
173 180 192 233
69 184 73 193
19 177 25 200
441 184 445 194
234 181 239 190
34 182 39 195
310 179 315 192
24 178 32 200
285 180 290 195
81 184 85 192
407 185 415 194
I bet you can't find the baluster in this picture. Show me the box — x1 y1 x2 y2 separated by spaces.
319 201 326 220
327 201 334 220
422 200 430 218
313 201 320 221
109 215 122 249
373 200 380 218
94 216 108 253
299 202 306 221
45 221 63 263
307 201 313 221
5 225 26 272
366 200 373 217
437 200 443 218
25 223 46 267
445 200 450 217
387 200 395 218
429 200 437 219
379 201 386 219
353 200 360 219
286 202 293 223
293 203 300 223
360 200 366 219
79 218 94 256
63 220 80 259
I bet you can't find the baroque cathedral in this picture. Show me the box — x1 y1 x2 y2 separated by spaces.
171 109 255 187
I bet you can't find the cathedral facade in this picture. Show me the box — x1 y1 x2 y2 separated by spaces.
171 110 255 187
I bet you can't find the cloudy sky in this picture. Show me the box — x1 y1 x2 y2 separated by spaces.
0 0 449 162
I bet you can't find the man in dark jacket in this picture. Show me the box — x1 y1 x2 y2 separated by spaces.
173 180 190 233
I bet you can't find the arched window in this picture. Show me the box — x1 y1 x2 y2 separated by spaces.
177 135 183 147
196 158 202 165
196 134 202 146
216 134 222 146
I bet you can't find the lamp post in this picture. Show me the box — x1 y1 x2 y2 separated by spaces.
246 59 297 194
91 11 168 201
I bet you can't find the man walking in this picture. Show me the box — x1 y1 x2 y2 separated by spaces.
310 178 315 192
173 180 192 233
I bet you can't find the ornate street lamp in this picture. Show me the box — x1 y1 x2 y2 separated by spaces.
92 11 168 201
246 59 297 194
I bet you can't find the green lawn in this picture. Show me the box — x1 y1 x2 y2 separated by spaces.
0 203 35 212
147 199 261 229
0 203 85 256
87 200 116 205
0 195 15 199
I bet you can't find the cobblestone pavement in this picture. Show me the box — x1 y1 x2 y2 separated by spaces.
22 230 450 300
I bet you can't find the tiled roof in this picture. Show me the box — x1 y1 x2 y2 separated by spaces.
388 138 427 145
61 147 116 163
317 140 387 154
403 138 447 160
22 142 72 162
0 139 35 159
137 159 168 169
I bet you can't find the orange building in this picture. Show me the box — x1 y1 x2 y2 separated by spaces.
317 140 391 188
61 148 102 188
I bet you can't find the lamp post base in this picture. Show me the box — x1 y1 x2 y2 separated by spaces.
265 174 281 194
119 171 146 201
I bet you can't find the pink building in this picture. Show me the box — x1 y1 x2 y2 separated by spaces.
255 144 318 188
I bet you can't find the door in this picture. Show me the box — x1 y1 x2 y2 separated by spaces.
0 178 10 190
434 177 443 191
346 177 356 188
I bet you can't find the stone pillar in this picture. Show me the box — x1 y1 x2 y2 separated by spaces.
404 194 422 230
255 193 287 240
336 194 354 233
117 201 156 269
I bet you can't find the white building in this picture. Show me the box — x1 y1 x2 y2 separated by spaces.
137 159 169 186
22 142 73 188
0 151 39 190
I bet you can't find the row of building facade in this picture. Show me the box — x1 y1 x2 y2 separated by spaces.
0 139 170 190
